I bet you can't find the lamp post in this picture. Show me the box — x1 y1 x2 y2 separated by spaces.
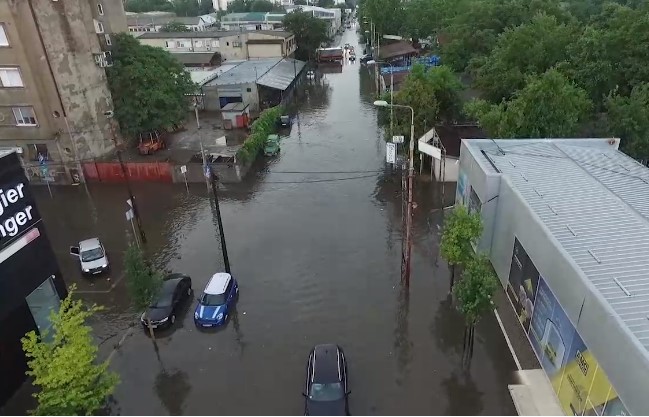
367 60 394 137
373 100 415 287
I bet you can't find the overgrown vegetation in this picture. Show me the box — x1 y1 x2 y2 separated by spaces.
282 11 330 61
359 0 649 162
236 106 284 164
107 34 196 138
21 286 119 415
439 206 483 290
125 0 213 16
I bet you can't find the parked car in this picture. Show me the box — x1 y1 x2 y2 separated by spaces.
137 130 166 155
69 238 109 276
359 54 373 64
140 274 192 330
344 43 351 49
349 54 356 62
264 134 281 156
303 344 350 415
280 115 291 127
194 272 239 328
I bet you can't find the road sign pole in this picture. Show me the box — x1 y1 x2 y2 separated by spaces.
210 171 231 274
180 165 189 193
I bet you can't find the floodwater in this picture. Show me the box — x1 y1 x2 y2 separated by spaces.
28 30 517 415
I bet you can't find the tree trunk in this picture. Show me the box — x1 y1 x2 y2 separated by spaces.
449 264 456 293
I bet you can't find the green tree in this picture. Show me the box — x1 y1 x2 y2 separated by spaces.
473 13 577 102
440 205 483 291
357 0 404 38
453 254 498 362
466 69 592 138
124 244 163 342
21 286 119 415
250 0 280 12
159 21 192 32
107 34 196 138
605 83 649 162
282 11 330 61
124 0 174 13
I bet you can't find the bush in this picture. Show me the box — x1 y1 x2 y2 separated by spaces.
236 106 283 164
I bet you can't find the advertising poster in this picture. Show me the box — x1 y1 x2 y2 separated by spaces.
528 277 629 416
506 238 539 332
456 169 468 205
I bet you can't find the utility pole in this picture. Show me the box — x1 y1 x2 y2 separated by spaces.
106 112 147 245
404 107 415 287
209 170 231 274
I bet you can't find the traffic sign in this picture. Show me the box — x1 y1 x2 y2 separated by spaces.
38 153 45 165
180 165 187 174
125 209 134 221
386 143 397 164
126 198 133 207
392 135 404 144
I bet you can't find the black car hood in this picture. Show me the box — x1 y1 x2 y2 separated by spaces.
144 307 171 321
306 398 347 416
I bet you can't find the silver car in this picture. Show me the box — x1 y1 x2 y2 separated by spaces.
70 237 110 275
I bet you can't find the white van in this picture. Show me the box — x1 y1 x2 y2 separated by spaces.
70 238 110 275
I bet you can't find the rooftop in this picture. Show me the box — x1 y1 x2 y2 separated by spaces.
221 102 249 112
127 15 202 26
466 138 649 351
221 12 275 22
256 58 305 91
206 272 231 295
189 65 238 86
173 52 219 66
204 58 280 86
137 30 245 39
378 41 418 60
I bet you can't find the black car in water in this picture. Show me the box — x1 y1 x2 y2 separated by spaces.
303 344 350 415
140 273 192 330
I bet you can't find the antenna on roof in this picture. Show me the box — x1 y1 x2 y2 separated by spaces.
490 138 506 155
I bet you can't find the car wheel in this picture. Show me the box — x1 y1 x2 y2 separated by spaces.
171 314 176 324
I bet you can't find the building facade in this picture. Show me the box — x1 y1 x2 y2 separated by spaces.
0 0 126 183
137 30 295 63
286 6 342 37
220 12 285 31
0 150 67 407
457 138 649 415
127 15 210 33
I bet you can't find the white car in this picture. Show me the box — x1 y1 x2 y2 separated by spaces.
70 238 110 275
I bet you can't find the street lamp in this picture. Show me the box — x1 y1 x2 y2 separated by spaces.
367 59 394 137
373 100 415 287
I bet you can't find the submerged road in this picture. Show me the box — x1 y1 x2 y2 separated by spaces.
28 30 517 415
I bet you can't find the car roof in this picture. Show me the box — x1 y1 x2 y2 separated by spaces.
160 278 181 298
205 272 231 295
79 238 101 251
312 344 341 383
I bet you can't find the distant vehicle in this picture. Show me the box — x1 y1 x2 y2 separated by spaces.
279 115 291 127
137 130 166 155
346 24 351 29
306 70 316 79
348 54 356 62
70 238 109 276
140 274 192 330
264 134 281 156
359 54 373 64
194 272 239 328
344 43 350 49
303 344 350 416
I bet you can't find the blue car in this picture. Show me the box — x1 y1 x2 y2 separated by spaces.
194 272 239 327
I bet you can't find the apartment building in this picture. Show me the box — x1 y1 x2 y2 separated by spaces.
0 0 127 183
127 14 212 34
137 30 296 63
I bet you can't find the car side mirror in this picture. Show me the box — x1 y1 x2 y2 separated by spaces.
69 246 80 256
302 392 308 398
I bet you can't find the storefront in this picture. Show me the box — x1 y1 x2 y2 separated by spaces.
456 138 649 415
0 150 66 407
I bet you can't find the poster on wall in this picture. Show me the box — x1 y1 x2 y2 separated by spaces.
506 238 539 332
528 277 629 416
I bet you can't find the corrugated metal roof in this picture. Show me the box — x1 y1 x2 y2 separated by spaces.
468 139 649 351
256 58 305 91
204 58 279 86
189 65 238 86
174 52 217 65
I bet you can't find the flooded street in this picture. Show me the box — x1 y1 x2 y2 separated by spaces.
32 30 517 415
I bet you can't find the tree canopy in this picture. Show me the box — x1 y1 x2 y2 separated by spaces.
159 21 192 32
107 34 196 137
125 0 213 16
125 244 163 312
466 69 592 138
227 0 285 12
453 255 498 326
282 11 330 61
21 286 119 415
440 205 483 270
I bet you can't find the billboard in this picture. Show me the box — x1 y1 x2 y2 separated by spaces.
456 169 469 205
507 237 630 416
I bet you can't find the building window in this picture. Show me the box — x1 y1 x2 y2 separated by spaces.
104 34 111 45
226 41 230 46
13 106 37 126
0 68 23 87
211 40 219 48
97 3 104 15
26 276 61 342
94 19 104 34
0 24 8 46
195 40 203 47
27 144 49 161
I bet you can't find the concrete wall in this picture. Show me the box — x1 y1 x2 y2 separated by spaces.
432 155 459 182
458 142 649 415
203 82 258 111
248 43 283 58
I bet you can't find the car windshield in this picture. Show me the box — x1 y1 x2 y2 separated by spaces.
309 382 344 402
81 247 104 262
150 294 172 308
201 293 226 306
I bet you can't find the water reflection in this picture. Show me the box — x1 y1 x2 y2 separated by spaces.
154 368 191 416
431 294 464 357
442 371 484 415
393 284 412 385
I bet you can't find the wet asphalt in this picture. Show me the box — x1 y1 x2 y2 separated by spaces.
28 30 518 415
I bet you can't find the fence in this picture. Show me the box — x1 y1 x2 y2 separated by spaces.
82 161 173 183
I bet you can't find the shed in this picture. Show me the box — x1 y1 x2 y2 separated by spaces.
378 41 418 62
221 102 250 130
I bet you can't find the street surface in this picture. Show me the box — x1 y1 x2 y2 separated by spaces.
28 30 517 415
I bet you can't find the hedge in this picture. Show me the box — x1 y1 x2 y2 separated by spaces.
236 106 284 164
